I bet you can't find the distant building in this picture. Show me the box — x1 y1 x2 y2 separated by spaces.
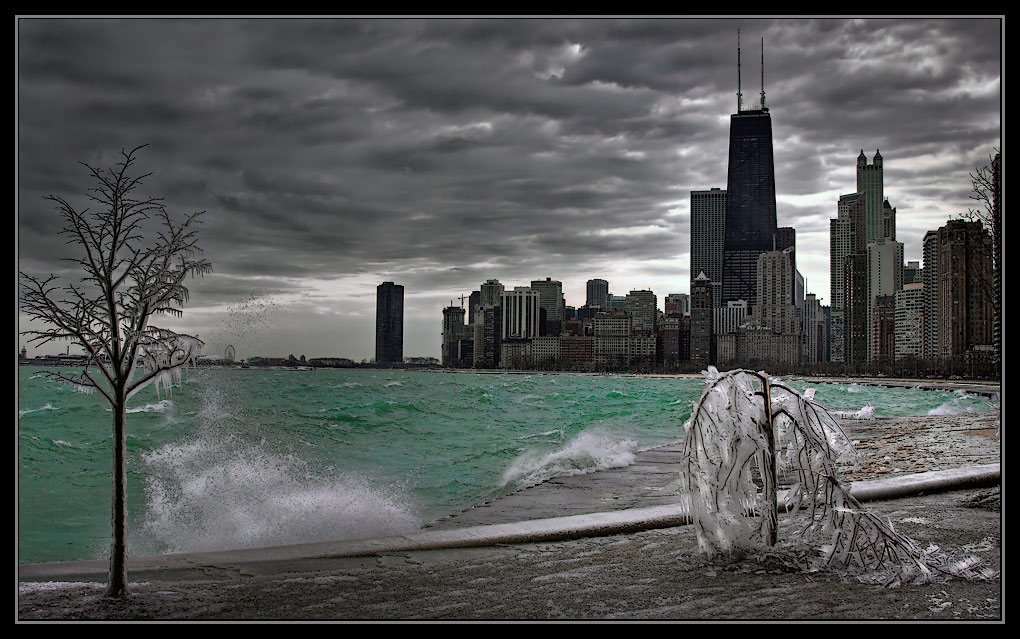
658 315 682 367
754 250 799 336
866 238 904 361
803 293 824 364
559 336 594 369
500 339 532 369
594 309 632 368
474 306 502 368
664 293 690 317
830 191 867 363
843 253 869 366
501 287 541 340
479 279 504 309
714 299 748 336
922 230 940 360
532 336 560 367
442 305 466 367
690 271 713 366
857 149 886 243
870 295 896 365
606 294 628 312
531 278 565 336
902 260 922 286
690 188 726 308
934 220 994 359
585 279 609 310
375 282 404 364
722 107 778 308
895 283 924 360
625 290 657 334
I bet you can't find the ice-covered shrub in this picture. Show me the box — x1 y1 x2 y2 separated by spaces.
679 367 996 586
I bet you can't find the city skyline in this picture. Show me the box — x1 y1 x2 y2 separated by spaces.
17 17 1002 360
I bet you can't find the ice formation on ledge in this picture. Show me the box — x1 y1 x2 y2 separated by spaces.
679 368 996 587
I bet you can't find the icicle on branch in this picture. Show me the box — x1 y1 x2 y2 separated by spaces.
679 367 996 586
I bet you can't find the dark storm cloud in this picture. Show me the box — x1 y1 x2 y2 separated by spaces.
17 17 1001 359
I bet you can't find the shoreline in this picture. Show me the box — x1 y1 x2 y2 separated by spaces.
18 409 1002 621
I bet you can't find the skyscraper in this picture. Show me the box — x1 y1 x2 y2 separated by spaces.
857 150 885 242
691 271 713 366
585 278 609 309
690 188 726 308
375 282 404 364
531 277 564 336
721 35 778 308
934 220 994 359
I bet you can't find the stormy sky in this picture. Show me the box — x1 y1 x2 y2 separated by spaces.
17 17 1002 361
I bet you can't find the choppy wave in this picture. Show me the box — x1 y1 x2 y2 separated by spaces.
500 429 639 489
126 400 174 414
928 391 981 416
138 435 421 555
19 403 58 418
835 402 876 420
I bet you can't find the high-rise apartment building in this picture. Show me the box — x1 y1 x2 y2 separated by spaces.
829 191 867 363
690 188 726 308
871 295 896 364
843 253 869 366
375 282 404 364
754 249 800 337
895 283 924 360
935 220 994 359
866 238 904 361
803 293 824 364
691 271 713 366
922 230 940 360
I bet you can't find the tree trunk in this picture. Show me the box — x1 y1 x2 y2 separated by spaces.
760 376 778 547
107 396 129 597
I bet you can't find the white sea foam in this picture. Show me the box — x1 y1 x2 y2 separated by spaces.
138 435 421 556
384 381 403 387
835 402 875 420
126 400 174 414
19 403 58 418
500 429 638 489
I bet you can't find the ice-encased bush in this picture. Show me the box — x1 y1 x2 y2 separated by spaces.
679 367 996 587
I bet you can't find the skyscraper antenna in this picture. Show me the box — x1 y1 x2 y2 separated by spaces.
736 29 743 112
760 37 767 110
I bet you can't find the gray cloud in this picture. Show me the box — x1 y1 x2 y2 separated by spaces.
17 17 1001 360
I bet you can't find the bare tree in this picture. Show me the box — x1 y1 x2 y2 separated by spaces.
19 146 212 597
960 149 1001 367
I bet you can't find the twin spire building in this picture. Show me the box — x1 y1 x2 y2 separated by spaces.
690 32 805 367
721 33 778 308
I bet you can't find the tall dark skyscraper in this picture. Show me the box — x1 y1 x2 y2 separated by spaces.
721 34 778 307
375 281 404 364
